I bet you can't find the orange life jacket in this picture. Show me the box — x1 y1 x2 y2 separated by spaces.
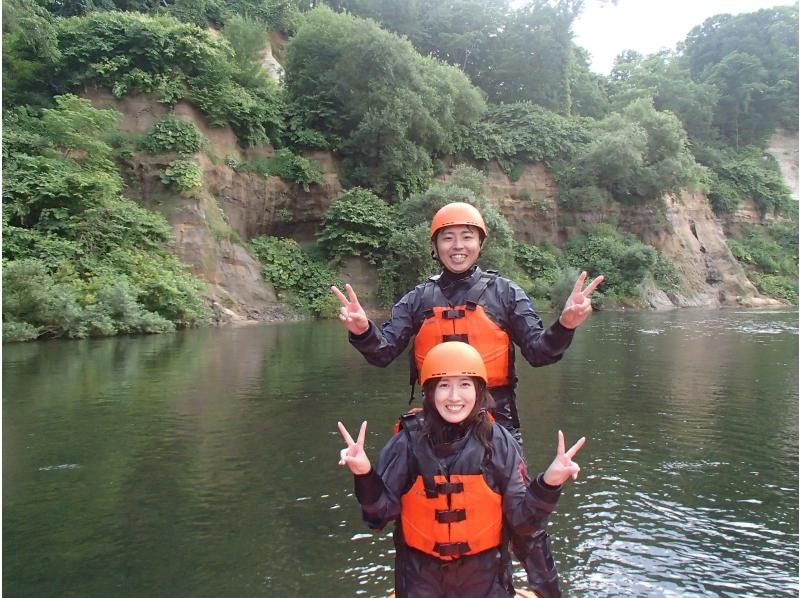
413 272 511 388
396 413 503 560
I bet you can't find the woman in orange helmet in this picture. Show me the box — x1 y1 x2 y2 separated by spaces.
337 342 585 598
332 201 603 445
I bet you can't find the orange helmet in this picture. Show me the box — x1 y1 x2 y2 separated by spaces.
419 341 487 385
430 202 487 240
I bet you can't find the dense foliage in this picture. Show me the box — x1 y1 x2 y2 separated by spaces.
452 102 590 174
3 95 209 341
249 236 340 315
557 98 707 205
284 5 485 199
683 6 799 147
235 149 324 190
4 10 285 146
727 222 799 303
317 189 395 266
140 115 206 155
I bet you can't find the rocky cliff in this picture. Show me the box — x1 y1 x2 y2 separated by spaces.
90 92 791 322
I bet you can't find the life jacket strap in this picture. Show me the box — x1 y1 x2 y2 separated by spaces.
435 541 471 557
441 308 465 319
436 508 466 523
442 333 468 343
435 481 464 494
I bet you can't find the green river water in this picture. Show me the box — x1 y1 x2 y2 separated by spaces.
3 309 798 596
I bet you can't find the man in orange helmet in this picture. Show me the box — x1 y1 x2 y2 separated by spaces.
332 201 603 444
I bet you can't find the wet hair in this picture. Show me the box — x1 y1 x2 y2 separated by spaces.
421 376 495 455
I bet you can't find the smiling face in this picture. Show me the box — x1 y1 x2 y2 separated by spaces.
433 376 477 424
433 225 483 274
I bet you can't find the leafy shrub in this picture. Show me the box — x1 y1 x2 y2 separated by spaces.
377 224 435 304
140 115 206 155
727 223 798 303
452 101 589 165
699 145 792 216
749 272 798 303
562 227 662 298
249 236 339 316
3 96 209 341
160 159 204 191
265 149 324 190
191 78 285 147
564 99 706 204
556 185 612 211
514 241 561 299
285 5 484 199
11 12 286 148
318 189 394 265
240 149 324 190
652 254 681 291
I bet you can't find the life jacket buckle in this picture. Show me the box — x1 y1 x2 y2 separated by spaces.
442 333 468 343
435 508 466 523
435 481 464 494
434 541 470 557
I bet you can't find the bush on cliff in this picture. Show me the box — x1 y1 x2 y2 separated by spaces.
2 95 209 341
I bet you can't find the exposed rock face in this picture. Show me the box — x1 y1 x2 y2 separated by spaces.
86 91 289 322
87 90 790 320
484 162 561 246
171 193 288 321
487 164 785 309
635 191 762 308
261 40 285 83
769 130 799 201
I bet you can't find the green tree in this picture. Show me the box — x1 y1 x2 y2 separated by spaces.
284 5 485 199
608 50 718 142
567 99 706 203
682 6 799 145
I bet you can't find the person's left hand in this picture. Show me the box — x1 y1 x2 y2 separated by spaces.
542 430 585 487
559 271 604 329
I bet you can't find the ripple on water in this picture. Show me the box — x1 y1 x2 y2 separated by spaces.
567 482 799 596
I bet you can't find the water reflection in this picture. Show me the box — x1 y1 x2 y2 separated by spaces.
3 309 798 596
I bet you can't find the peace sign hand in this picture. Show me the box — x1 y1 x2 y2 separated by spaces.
542 430 586 487
331 284 370 335
337 420 371 475
559 271 604 329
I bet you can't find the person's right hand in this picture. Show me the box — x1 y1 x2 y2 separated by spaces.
331 284 369 335
337 420 371 475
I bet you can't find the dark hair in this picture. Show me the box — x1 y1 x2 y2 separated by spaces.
421 376 495 455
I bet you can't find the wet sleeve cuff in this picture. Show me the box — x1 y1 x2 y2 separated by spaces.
354 468 383 505
531 473 562 504
348 321 374 343
551 318 576 337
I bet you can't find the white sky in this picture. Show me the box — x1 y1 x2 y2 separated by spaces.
573 0 797 74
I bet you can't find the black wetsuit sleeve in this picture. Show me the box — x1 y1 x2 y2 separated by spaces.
353 469 384 505
348 288 421 367
503 279 575 367
353 433 416 531
492 425 562 532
